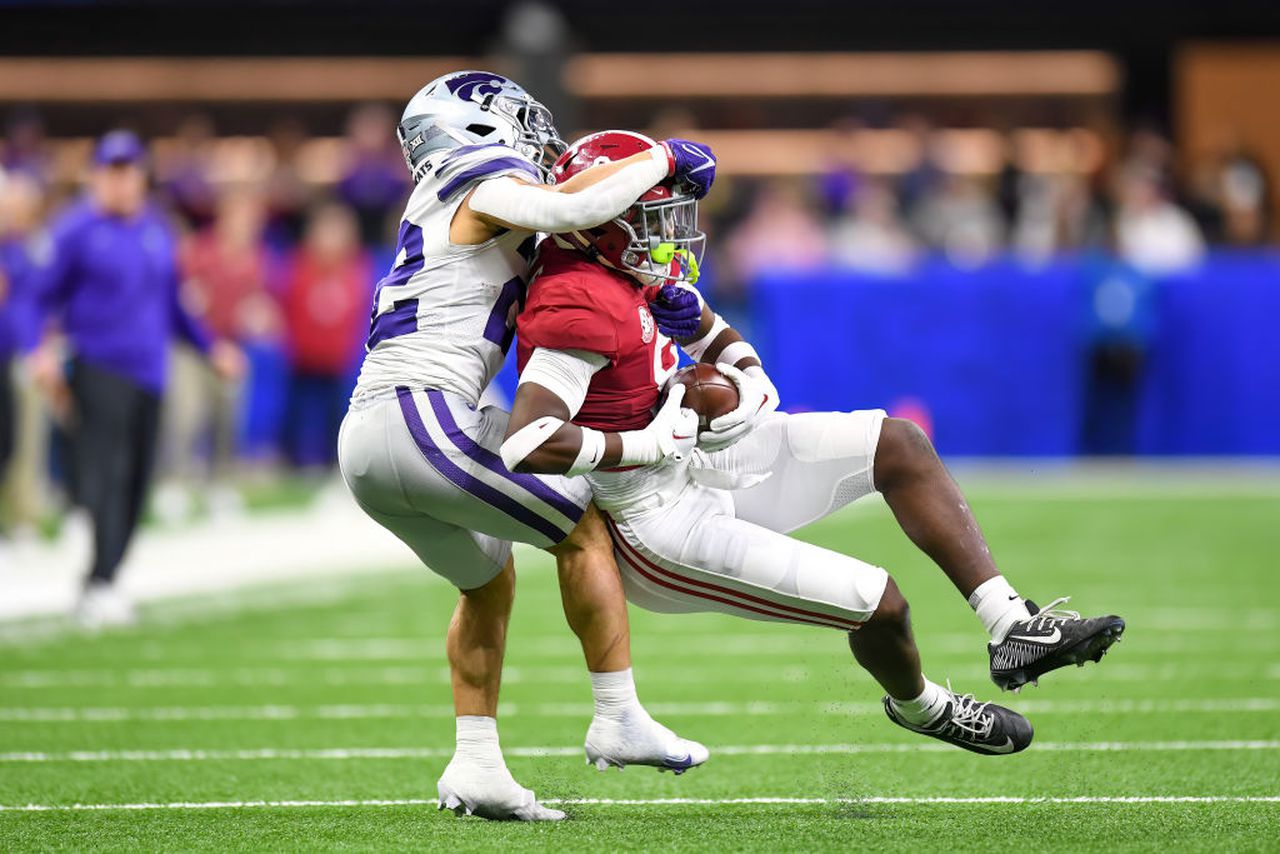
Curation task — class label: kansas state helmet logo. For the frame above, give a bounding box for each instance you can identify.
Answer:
[445,72,508,103]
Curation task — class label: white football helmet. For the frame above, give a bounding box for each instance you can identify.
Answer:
[396,70,565,182]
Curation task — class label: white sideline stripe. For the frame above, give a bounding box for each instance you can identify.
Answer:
[2,740,1277,763]
[3,697,1277,722]
[1,661,1273,690]
[4,651,1278,691]
[4,795,1279,812]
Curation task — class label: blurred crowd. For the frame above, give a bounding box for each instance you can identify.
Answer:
[0,104,1275,554]
[699,120,1272,312]
[0,105,406,558]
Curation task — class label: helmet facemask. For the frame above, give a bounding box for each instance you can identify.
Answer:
[487,93,566,175]
[615,193,706,286]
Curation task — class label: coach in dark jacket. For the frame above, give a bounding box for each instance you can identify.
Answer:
[29,130,242,627]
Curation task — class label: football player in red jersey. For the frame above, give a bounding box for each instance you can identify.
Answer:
[502,131,1124,758]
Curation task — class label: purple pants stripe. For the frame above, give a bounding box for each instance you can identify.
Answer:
[395,387,569,544]
[425,390,585,525]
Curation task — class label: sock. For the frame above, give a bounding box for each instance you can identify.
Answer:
[890,678,950,726]
[590,668,644,719]
[968,576,1033,643]
[454,715,504,766]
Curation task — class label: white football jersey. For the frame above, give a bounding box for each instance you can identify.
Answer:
[352,144,543,406]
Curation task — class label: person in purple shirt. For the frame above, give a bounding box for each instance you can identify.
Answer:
[27,130,243,628]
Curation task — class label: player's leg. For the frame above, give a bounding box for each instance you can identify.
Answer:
[338,397,562,821]
[716,410,1124,690]
[548,503,708,773]
[549,504,629,672]
[873,417,1125,689]
[613,504,1033,754]
[463,397,706,774]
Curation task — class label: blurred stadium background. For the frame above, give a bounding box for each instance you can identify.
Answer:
[0,1,1278,848]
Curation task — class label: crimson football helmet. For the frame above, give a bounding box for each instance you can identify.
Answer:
[549,130,705,286]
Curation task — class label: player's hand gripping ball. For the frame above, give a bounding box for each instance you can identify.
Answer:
[664,363,740,432]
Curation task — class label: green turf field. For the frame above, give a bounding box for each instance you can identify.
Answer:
[2,478,1277,851]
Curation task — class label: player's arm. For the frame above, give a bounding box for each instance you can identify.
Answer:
[675,303,780,453]
[501,347,695,475]
[453,138,716,242]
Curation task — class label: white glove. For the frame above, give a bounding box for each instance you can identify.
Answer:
[620,383,699,466]
[697,364,780,453]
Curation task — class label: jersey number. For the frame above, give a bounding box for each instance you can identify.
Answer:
[367,225,528,356]
[367,220,425,350]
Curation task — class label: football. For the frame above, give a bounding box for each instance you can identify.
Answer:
[667,363,740,431]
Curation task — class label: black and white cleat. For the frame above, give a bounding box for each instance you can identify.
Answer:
[989,597,1125,691]
[882,686,1033,756]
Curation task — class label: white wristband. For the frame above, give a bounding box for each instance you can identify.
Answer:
[617,429,661,467]
[566,427,607,476]
[682,313,729,362]
[716,340,759,368]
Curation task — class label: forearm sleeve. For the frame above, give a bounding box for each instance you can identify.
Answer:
[517,347,608,415]
[469,147,669,233]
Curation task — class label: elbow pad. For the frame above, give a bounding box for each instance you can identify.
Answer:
[500,416,564,472]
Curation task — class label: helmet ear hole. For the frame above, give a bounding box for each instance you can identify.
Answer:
[466,123,497,137]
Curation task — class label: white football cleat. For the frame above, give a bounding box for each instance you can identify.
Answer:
[73,582,138,630]
[436,757,565,821]
[584,709,709,774]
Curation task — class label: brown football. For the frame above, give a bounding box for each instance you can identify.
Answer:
[667,363,740,431]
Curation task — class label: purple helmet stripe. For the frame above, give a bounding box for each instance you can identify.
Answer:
[425,390,585,524]
[437,156,540,202]
[396,387,570,544]
[435,144,512,175]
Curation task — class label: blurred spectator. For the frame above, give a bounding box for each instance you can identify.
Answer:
[263,118,314,252]
[2,109,50,180]
[1079,261,1158,455]
[1216,151,1272,246]
[724,180,828,288]
[1114,163,1205,276]
[336,104,409,247]
[894,114,944,220]
[167,186,279,506]
[818,118,866,216]
[913,174,1005,268]
[278,202,371,469]
[1011,172,1110,262]
[828,178,918,275]
[27,131,243,627]
[157,114,219,230]
[0,170,47,539]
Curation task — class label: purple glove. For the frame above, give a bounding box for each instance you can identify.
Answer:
[648,285,702,339]
[661,138,717,200]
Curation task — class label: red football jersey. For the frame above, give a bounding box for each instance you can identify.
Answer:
[517,240,679,431]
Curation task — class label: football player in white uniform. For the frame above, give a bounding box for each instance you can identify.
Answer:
[338,75,715,821]
[502,131,1126,758]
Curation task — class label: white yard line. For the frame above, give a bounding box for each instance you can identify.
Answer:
[4,661,1270,690]
[1,740,1277,764]
[3,795,1279,812]
[2,697,1278,722]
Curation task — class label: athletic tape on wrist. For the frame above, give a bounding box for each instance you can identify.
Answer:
[716,340,760,368]
[617,429,660,467]
[567,427,607,476]
[682,313,729,361]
